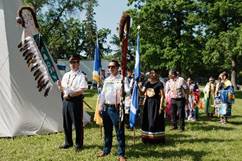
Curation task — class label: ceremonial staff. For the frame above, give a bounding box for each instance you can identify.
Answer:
[119,12,131,128]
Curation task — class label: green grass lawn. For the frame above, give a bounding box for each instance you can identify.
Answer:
[1,90,242,161]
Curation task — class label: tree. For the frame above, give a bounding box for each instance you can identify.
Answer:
[127,0,205,77]
[97,28,112,56]
[128,0,242,82]
[22,0,48,11]
[201,0,242,87]
[82,0,98,59]
[22,0,87,59]
[22,0,111,60]
[203,26,242,88]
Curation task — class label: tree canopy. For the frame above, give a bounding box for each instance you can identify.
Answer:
[23,0,111,60]
[124,0,242,85]
[22,0,242,85]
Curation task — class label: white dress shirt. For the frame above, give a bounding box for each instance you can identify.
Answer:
[99,74,130,110]
[165,77,188,99]
[61,70,88,94]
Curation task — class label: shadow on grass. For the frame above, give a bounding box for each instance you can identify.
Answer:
[160,149,207,161]
[84,121,101,129]
[126,133,234,160]
[230,115,242,119]
[188,122,235,131]
[171,137,235,144]
[228,121,242,125]
[195,114,220,122]
[235,90,242,99]
[165,133,234,146]
[126,143,208,161]
[187,113,242,129]
[83,144,103,150]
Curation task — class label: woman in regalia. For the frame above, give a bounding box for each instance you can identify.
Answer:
[203,77,216,119]
[218,72,235,124]
[139,70,165,143]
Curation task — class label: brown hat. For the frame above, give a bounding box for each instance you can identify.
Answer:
[69,55,80,62]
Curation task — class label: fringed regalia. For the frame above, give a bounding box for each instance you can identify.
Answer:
[203,82,216,116]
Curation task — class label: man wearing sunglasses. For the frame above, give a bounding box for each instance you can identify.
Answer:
[57,55,88,151]
[97,60,129,161]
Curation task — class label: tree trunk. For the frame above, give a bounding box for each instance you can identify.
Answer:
[231,57,237,89]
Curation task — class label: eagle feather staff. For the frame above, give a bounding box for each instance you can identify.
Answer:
[16,6,59,97]
[119,12,131,127]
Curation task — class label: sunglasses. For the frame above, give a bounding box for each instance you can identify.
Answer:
[108,65,116,69]
[70,60,80,64]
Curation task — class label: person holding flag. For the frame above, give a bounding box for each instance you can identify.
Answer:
[97,12,130,161]
[97,60,130,161]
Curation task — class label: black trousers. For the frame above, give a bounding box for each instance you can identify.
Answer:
[171,98,186,129]
[62,97,83,147]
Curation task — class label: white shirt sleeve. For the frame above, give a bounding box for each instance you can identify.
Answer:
[124,77,130,95]
[61,73,69,89]
[77,74,88,89]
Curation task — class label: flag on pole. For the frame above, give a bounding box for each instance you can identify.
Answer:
[93,38,103,126]
[129,32,140,128]
[92,39,101,83]
[94,96,103,126]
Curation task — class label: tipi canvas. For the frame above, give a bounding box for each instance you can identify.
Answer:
[0,0,63,137]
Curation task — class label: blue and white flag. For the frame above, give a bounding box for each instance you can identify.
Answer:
[92,39,101,82]
[129,33,140,128]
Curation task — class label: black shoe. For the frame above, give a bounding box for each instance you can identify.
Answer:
[59,144,73,149]
[125,124,130,129]
[179,127,185,132]
[75,145,82,152]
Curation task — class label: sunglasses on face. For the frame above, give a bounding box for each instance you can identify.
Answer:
[70,60,79,64]
[108,65,116,69]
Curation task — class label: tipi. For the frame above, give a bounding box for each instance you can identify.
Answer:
[0,0,63,137]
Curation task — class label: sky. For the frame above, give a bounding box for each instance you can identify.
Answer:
[94,0,130,48]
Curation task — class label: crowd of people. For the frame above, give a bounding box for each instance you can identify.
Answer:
[56,56,236,161]
[203,72,235,124]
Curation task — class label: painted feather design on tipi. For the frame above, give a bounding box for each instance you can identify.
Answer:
[16,6,59,97]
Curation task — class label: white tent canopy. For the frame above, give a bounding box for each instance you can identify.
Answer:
[0,0,64,137]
